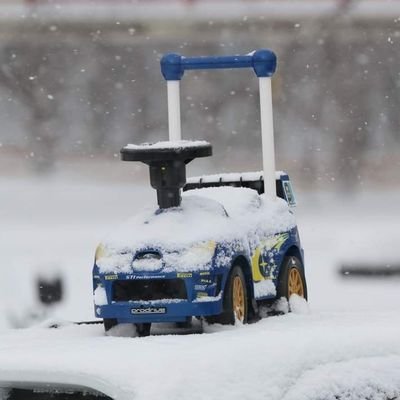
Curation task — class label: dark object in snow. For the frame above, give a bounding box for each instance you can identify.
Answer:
[339,264,400,277]
[37,276,63,306]
[121,142,212,209]
[7,388,112,400]
[47,320,103,329]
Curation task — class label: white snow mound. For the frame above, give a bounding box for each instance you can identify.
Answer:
[289,294,310,314]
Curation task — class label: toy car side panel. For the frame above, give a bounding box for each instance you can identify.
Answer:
[251,226,303,300]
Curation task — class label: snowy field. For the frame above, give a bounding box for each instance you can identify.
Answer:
[1,175,400,399]
[1,307,400,400]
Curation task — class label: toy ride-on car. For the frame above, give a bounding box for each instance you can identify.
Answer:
[92,50,307,336]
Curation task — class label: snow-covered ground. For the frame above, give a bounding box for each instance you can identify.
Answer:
[1,304,400,400]
[1,175,399,399]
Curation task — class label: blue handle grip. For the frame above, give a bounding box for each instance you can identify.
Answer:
[160,49,276,81]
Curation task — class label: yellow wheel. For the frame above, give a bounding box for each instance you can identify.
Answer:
[277,256,308,302]
[207,265,248,325]
[288,267,305,297]
[232,275,246,322]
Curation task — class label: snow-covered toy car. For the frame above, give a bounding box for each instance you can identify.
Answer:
[92,50,307,336]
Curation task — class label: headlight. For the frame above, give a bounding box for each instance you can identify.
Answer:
[94,244,132,271]
[95,243,106,261]
[165,241,216,270]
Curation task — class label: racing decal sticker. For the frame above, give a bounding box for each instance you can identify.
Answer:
[194,284,208,290]
[105,274,118,280]
[272,233,290,252]
[177,272,192,278]
[251,233,289,282]
[131,307,166,314]
[251,247,266,282]
[126,275,166,280]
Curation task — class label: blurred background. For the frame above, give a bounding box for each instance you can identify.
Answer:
[0,0,399,329]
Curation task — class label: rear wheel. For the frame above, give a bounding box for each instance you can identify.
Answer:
[208,265,248,325]
[276,256,308,301]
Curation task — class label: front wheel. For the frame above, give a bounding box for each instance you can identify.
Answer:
[103,318,118,332]
[208,265,248,325]
[276,256,308,301]
[135,323,151,337]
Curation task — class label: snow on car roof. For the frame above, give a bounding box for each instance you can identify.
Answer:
[183,186,262,217]
[1,301,400,400]
[187,170,287,183]
[97,187,295,273]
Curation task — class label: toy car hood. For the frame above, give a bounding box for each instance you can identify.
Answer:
[95,187,296,274]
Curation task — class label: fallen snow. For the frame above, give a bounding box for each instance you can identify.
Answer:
[93,286,107,306]
[131,257,163,272]
[162,242,216,272]
[253,279,276,298]
[96,252,133,273]
[284,356,400,400]
[192,292,222,303]
[190,186,262,216]
[289,294,310,314]
[0,311,400,400]
[187,170,286,183]
[123,140,210,150]
[273,296,290,314]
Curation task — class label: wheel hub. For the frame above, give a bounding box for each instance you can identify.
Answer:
[288,267,304,297]
[232,276,245,322]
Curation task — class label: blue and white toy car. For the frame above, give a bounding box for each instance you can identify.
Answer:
[92,50,307,336]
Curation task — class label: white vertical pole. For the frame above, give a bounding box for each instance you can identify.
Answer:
[167,80,182,141]
[259,77,276,200]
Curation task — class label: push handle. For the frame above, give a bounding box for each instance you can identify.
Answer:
[161,48,278,200]
[161,49,277,81]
